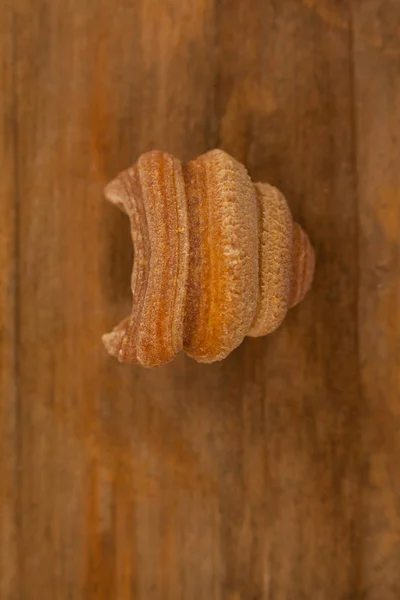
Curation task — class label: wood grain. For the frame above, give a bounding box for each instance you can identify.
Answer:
[0,9,18,600]
[1,0,399,598]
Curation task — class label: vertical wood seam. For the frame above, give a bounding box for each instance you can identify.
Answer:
[347,1,364,594]
[213,0,223,149]
[10,11,21,600]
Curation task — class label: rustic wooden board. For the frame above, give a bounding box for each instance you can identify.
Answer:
[1,1,399,598]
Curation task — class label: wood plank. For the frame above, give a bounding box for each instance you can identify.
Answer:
[353,1,400,598]
[0,8,19,600]
[215,1,363,597]
[14,1,220,599]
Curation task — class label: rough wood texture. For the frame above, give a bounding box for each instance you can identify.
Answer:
[1,1,399,598]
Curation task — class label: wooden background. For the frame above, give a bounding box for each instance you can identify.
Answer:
[1,0,400,598]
